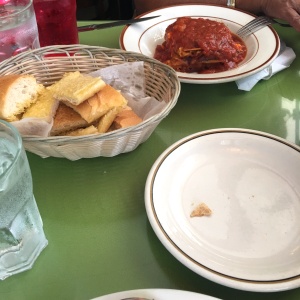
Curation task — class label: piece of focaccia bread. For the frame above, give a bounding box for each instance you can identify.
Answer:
[97,106,124,133]
[22,87,59,122]
[65,125,98,136]
[49,71,106,105]
[65,84,127,123]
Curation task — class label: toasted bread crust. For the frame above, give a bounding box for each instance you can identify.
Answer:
[50,103,89,136]
[112,106,142,129]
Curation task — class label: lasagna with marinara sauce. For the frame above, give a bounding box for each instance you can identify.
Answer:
[154,17,247,74]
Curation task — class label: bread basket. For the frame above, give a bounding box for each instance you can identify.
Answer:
[0,45,181,160]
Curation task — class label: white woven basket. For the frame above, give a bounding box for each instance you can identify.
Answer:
[0,45,181,160]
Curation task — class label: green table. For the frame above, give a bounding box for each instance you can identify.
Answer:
[1,21,300,300]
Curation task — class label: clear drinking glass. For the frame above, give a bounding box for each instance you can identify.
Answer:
[0,120,47,280]
[0,0,40,62]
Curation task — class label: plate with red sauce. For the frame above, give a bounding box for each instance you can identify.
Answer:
[119,4,281,84]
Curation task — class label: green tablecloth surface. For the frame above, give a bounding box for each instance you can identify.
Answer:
[1,21,299,300]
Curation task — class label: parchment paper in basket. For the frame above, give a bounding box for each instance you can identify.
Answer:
[12,61,166,137]
[12,118,53,137]
[90,61,167,119]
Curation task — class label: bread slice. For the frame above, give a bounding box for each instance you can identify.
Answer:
[0,74,43,121]
[65,84,128,123]
[49,71,106,105]
[50,103,89,136]
[65,125,98,136]
[22,87,59,122]
[97,106,123,133]
[111,106,142,130]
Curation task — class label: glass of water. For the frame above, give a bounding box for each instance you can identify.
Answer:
[0,0,40,62]
[0,120,47,280]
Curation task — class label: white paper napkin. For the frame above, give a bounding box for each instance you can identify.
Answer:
[235,41,296,91]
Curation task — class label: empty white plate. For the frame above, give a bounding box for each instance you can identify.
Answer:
[145,128,300,292]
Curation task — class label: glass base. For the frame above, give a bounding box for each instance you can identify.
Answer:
[0,230,48,280]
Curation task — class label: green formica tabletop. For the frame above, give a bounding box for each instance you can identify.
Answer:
[1,21,300,300]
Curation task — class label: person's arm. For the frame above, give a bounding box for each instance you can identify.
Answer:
[134,0,263,16]
[134,0,300,32]
[261,0,300,31]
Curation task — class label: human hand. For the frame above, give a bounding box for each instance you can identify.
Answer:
[261,0,300,31]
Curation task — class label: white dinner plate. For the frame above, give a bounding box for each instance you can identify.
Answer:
[120,5,280,84]
[145,128,300,292]
[92,288,221,300]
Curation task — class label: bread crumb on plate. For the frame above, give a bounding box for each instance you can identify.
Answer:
[190,202,212,217]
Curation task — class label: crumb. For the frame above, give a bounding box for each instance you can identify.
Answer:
[190,202,212,218]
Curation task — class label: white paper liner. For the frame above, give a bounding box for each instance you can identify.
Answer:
[12,62,167,137]
[12,118,53,137]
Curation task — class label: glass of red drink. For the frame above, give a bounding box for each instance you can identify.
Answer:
[33,0,79,47]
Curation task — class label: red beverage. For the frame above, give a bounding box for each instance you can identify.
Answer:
[33,0,79,46]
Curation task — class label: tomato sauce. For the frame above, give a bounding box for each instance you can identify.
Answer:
[154,17,247,74]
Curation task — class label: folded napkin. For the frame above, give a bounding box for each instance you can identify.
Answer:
[236,41,296,91]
